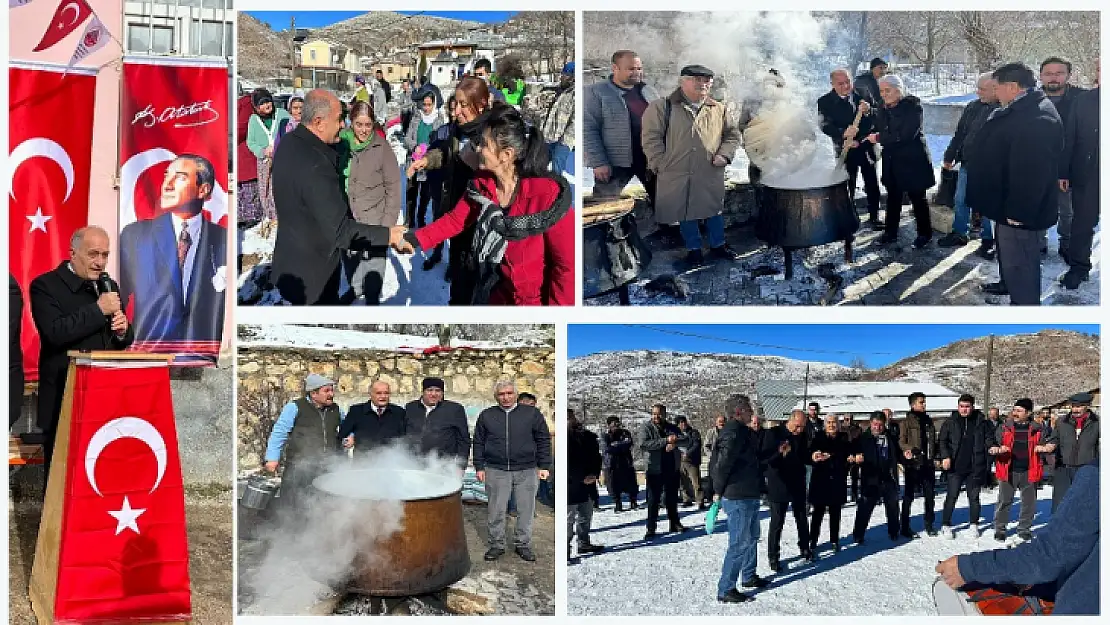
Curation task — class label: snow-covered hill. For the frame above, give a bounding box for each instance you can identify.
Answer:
[570,331,1100,429]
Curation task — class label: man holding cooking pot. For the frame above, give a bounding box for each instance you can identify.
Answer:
[472,380,553,563]
[263,374,346,520]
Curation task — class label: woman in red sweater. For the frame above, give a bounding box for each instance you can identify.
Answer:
[397,105,575,305]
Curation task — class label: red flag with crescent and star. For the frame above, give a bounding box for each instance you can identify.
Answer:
[55,361,191,622]
[8,63,96,381]
[33,0,93,52]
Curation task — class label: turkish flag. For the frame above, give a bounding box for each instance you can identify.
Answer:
[55,362,191,622]
[33,0,93,52]
[8,63,96,381]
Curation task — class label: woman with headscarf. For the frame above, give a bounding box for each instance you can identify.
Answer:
[246,88,291,221]
[399,104,575,306]
[336,100,399,304]
[236,94,261,228]
[866,74,937,248]
[407,77,495,303]
[403,91,447,265]
[273,95,303,151]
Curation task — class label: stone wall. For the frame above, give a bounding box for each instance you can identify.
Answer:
[236,346,556,469]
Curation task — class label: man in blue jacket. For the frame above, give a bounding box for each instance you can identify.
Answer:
[936,458,1099,615]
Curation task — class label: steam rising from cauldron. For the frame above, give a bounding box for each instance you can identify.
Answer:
[240,445,463,615]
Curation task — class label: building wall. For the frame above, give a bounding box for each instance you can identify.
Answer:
[236,347,557,468]
[300,40,332,68]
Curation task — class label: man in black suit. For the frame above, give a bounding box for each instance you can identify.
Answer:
[852,411,903,544]
[119,154,225,357]
[271,89,410,305]
[404,377,471,469]
[10,274,25,429]
[340,380,408,453]
[761,410,812,571]
[819,68,882,229]
[30,226,134,482]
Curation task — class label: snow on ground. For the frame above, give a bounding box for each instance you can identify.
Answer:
[238,324,552,350]
[569,486,1053,615]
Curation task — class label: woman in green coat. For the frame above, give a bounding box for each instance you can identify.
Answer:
[245,88,291,221]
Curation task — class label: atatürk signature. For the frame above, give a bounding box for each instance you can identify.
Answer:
[132,100,221,129]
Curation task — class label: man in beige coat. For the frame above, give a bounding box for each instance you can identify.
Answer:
[642,64,743,269]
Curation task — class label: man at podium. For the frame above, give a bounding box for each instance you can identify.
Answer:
[29,226,134,484]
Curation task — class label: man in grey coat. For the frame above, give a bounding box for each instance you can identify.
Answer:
[1043,392,1099,512]
[584,50,661,203]
[637,404,688,539]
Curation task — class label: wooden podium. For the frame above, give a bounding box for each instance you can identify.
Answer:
[29,351,189,625]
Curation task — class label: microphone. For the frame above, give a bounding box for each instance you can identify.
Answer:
[96,272,119,295]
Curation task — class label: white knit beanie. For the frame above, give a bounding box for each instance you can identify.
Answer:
[879,74,905,94]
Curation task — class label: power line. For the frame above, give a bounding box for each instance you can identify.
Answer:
[621,325,895,357]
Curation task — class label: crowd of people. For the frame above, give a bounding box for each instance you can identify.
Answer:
[236,59,576,306]
[567,390,1099,611]
[585,50,1100,303]
[263,375,553,563]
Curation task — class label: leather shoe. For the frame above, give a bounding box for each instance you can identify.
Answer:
[515,547,536,562]
[742,575,770,589]
[982,281,1009,295]
[484,548,504,561]
[708,245,743,262]
[578,543,604,554]
[718,589,754,603]
[1060,268,1089,290]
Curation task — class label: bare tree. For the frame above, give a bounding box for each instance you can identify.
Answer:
[508,11,574,80]
[869,12,961,72]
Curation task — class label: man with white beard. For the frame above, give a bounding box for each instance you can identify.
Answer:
[642,64,743,270]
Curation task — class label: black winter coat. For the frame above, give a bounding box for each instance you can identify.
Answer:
[855,72,882,104]
[568,427,603,505]
[1064,87,1099,187]
[1046,86,1085,177]
[601,427,636,471]
[679,426,703,466]
[339,402,408,451]
[857,430,902,497]
[944,99,998,166]
[270,124,390,305]
[808,430,853,506]
[472,404,553,472]
[817,88,877,166]
[404,399,471,468]
[938,410,995,482]
[873,95,936,192]
[966,89,1064,230]
[710,419,763,501]
[761,425,809,502]
[10,274,24,429]
[30,262,135,433]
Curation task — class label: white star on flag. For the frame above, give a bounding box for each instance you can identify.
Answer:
[108,496,146,535]
[26,208,52,233]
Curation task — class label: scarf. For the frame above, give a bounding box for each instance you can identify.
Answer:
[466,174,572,304]
[419,109,439,126]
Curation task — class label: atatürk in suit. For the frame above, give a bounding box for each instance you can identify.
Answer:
[118,155,226,353]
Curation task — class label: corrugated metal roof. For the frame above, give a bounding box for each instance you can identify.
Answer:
[755,380,960,419]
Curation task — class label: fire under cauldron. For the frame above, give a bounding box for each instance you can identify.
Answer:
[583,199,652,304]
[754,176,860,279]
[312,468,471,597]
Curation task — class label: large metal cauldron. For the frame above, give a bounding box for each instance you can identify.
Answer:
[755,181,859,278]
[313,468,470,597]
[583,210,652,302]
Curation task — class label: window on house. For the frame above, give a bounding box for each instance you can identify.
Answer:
[127,23,174,54]
[191,20,230,57]
[310,49,317,62]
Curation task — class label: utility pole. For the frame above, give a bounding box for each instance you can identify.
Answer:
[802,363,810,418]
[983,334,994,410]
[291,15,297,88]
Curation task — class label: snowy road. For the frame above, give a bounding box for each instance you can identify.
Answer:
[568,486,1054,615]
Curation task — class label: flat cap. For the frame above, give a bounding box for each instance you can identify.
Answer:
[1069,392,1094,404]
[305,373,335,392]
[680,64,714,78]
